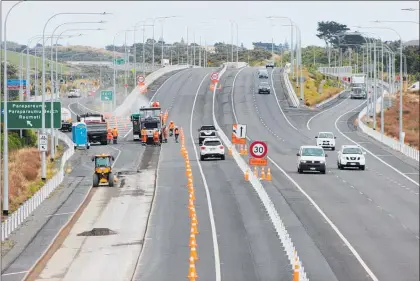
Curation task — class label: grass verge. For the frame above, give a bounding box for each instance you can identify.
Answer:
[374,92,419,149]
[289,67,342,107]
[1,144,65,215]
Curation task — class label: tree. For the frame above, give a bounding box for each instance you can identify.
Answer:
[316,21,350,47]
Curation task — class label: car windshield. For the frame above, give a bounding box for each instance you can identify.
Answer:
[204,140,221,146]
[201,126,215,131]
[301,148,324,156]
[342,147,362,154]
[95,157,110,167]
[319,133,334,138]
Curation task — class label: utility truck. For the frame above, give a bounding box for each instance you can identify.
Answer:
[60,107,72,132]
[350,74,367,99]
[131,104,163,144]
[77,113,108,145]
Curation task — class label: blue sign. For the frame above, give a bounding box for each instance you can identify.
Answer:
[7,79,27,89]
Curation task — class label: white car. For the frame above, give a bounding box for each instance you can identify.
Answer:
[297,145,327,174]
[316,132,336,150]
[337,145,366,170]
[200,138,225,161]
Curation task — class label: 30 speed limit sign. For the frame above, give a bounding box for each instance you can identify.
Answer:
[249,141,268,166]
[210,72,219,82]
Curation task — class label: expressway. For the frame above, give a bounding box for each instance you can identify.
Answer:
[213,66,418,281]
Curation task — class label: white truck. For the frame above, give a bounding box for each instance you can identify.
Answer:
[350,74,367,99]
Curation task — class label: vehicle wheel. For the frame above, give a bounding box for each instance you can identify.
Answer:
[93,174,99,187]
[87,144,90,150]
[221,155,225,160]
[360,165,365,170]
[69,128,72,132]
[331,147,335,151]
[320,169,326,174]
[297,166,303,174]
[200,155,205,161]
[337,162,341,169]
[339,163,344,170]
[101,141,107,145]
[108,173,114,187]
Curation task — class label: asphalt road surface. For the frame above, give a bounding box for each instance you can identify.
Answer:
[214,66,418,281]
[132,67,292,281]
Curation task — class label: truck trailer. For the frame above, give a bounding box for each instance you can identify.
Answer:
[350,74,367,99]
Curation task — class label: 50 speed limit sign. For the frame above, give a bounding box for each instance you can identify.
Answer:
[249,141,268,166]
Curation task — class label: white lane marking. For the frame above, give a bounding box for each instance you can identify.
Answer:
[231,67,379,281]
[334,102,419,187]
[46,212,75,217]
[123,128,133,139]
[306,95,350,130]
[190,72,221,281]
[109,146,122,168]
[270,68,298,131]
[150,69,189,102]
[2,271,28,276]
[222,67,308,279]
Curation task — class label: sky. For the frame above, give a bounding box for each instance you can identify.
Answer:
[2,1,419,49]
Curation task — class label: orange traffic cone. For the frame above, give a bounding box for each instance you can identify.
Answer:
[188,199,194,208]
[266,168,272,181]
[190,246,199,261]
[189,233,197,247]
[240,145,245,155]
[293,253,300,281]
[253,166,258,178]
[189,191,195,201]
[191,222,199,234]
[187,257,198,280]
[228,147,232,156]
[261,167,266,180]
[191,214,198,226]
[244,169,249,181]
[242,144,248,155]
[189,206,196,218]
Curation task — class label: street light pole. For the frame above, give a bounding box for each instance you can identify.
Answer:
[3,0,25,216]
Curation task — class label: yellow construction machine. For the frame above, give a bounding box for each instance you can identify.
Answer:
[91,153,115,187]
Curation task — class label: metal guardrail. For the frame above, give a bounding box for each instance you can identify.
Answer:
[1,131,75,241]
[318,66,353,77]
[282,71,300,108]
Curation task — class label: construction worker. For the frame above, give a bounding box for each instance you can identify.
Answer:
[162,125,168,143]
[112,127,119,144]
[141,127,147,145]
[169,121,175,136]
[174,126,179,143]
[153,129,160,145]
[107,130,113,144]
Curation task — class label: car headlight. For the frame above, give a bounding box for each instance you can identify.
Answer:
[319,160,325,164]
[300,160,306,163]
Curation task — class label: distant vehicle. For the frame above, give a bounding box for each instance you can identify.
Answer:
[198,125,217,145]
[67,89,81,98]
[200,137,225,161]
[350,88,367,99]
[296,145,327,174]
[337,145,366,170]
[258,69,269,79]
[60,107,72,132]
[350,74,366,99]
[266,61,275,68]
[258,81,271,94]
[315,132,336,150]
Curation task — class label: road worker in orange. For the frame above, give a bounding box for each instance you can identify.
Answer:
[107,130,113,144]
[169,121,175,136]
[174,126,179,143]
[153,129,160,145]
[112,127,119,144]
[162,125,168,143]
[141,127,147,145]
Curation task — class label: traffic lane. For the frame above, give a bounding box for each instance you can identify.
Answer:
[310,97,419,234]
[250,71,420,281]
[227,67,366,281]
[133,68,216,281]
[200,68,292,281]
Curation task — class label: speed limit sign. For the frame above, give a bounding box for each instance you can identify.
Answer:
[210,72,219,82]
[249,141,268,158]
[137,75,145,83]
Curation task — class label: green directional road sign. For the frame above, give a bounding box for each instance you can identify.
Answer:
[114,58,125,65]
[0,102,62,129]
[101,90,113,102]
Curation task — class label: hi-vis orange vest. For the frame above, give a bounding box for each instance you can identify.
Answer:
[107,132,113,140]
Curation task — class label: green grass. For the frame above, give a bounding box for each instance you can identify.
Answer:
[1,49,72,73]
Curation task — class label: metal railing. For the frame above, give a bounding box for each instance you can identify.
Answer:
[1,131,75,241]
[282,68,300,108]
[318,66,353,78]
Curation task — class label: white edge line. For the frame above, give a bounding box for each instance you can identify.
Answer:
[109,146,122,168]
[218,66,309,279]
[270,68,298,131]
[2,271,28,276]
[228,65,380,281]
[334,102,419,187]
[190,72,221,281]
[306,92,350,130]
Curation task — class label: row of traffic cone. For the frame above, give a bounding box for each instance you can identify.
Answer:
[180,129,199,281]
[244,166,272,181]
[227,144,247,156]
